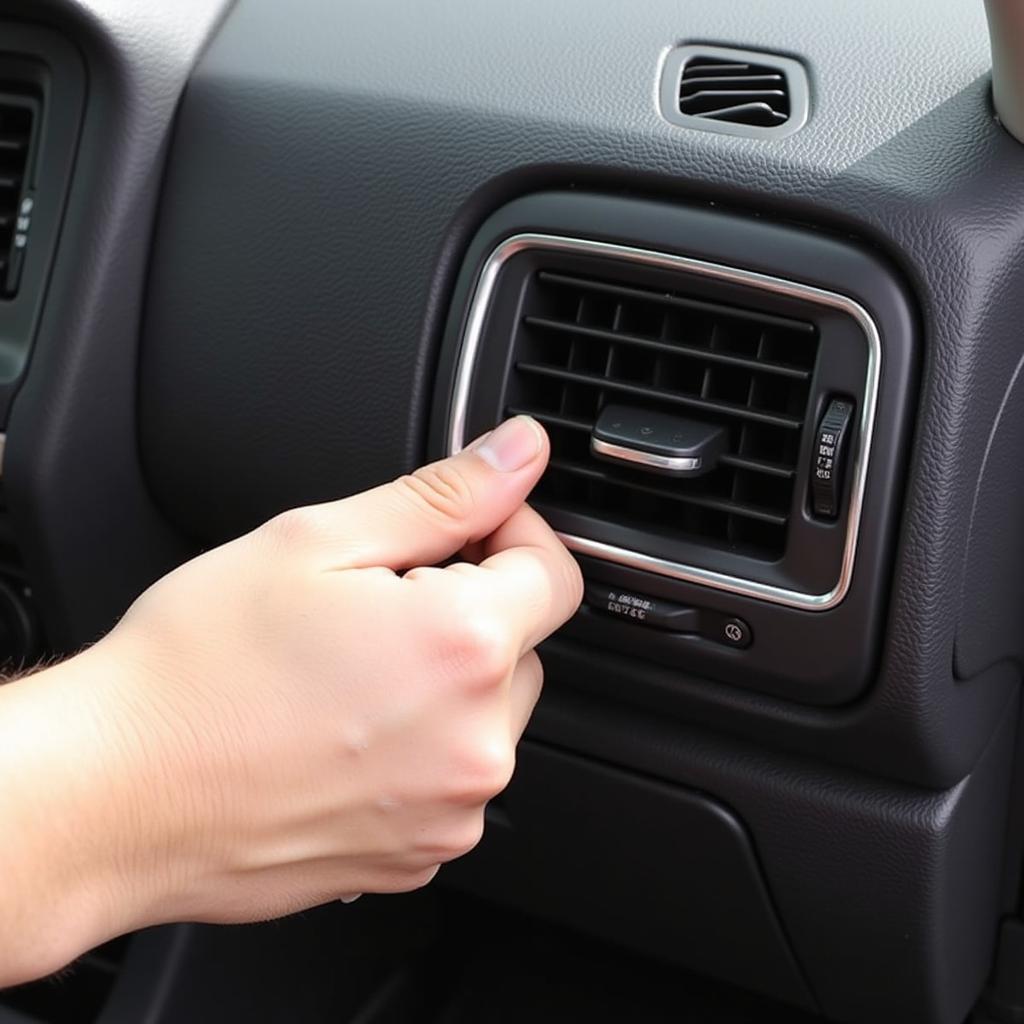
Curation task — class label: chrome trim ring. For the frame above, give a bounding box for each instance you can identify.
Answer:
[590,436,704,475]
[447,233,882,612]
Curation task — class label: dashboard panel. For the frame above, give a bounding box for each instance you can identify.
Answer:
[1,1,1023,1023]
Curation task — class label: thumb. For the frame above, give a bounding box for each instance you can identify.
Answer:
[274,416,550,571]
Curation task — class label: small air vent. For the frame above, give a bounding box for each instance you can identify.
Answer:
[0,91,38,298]
[679,57,788,128]
[660,45,809,139]
[505,271,818,561]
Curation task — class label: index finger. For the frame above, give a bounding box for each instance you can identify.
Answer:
[471,504,584,656]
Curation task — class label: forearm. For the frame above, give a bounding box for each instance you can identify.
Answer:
[0,644,152,985]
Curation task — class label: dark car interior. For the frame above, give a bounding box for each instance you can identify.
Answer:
[3,1,1024,1021]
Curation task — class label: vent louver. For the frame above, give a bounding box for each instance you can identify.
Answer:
[505,270,819,561]
[659,45,809,139]
[0,92,37,298]
[679,56,789,128]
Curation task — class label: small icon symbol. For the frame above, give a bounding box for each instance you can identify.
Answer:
[724,623,744,643]
[640,426,654,436]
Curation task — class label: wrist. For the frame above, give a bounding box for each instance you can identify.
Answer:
[0,638,191,980]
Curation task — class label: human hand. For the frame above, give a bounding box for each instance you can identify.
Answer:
[0,416,582,980]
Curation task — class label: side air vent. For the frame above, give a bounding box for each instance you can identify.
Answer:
[509,272,817,560]
[449,232,879,610]
[0,91,38,298]
[660,45,809,139]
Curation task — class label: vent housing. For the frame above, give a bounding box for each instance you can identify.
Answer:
[0,91,38,298]
[660,45,810,139]
[509,271,817,561]
[449,232,876,610]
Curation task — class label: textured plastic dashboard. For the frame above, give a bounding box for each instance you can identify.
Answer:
[6,0,1024,1022]
[141,0,1020,786]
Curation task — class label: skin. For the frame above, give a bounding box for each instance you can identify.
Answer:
[0,416,582,986]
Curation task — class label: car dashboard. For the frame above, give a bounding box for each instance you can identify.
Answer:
[1,2,1023,1023]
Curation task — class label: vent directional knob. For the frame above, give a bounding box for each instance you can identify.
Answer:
[590,404,727,478]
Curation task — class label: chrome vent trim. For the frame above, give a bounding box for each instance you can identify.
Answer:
[659,45,810,139]
[447,234,881,612]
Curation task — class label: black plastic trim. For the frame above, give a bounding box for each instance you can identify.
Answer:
[429,192,917,705]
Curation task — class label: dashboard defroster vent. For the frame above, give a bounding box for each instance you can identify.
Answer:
[679,56,789,128]
[506,271,819,561]
[660,45,810,139]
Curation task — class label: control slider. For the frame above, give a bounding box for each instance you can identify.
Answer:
[584,582,752,649]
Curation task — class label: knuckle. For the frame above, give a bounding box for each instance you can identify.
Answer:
[523,649,544,688]
[441,816,487,861]
[563,554,585,610]
[416,814,486,862]
[379,865,441,894]
[439,612,514,689]
[448,739,516,804]
[398,462,476,526]
[263,505,325,549]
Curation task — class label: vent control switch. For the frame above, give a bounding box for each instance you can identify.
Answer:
[591,404,726,477]
[584,582,700,632]
[811,398,855,520]
[584,583,752,649]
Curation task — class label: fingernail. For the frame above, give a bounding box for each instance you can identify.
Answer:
[474,416,544,472]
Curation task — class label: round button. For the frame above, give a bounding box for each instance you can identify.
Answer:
[722,617,752,648]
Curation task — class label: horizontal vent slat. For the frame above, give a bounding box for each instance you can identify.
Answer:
[537,270,814,333]
[681,89,786,101]
[680,74,784,87]
[509,406,798,481]
[506,406,592,434]
[689,102,788,124]
[683,63,753,73]
[516,362,804,430]
[547,458,789,527]
[718,453,795,480]
[524,315,811,380]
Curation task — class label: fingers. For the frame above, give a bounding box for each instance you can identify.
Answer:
[265,417,549,572]
[473,504,584,656]
[508,650,544,741]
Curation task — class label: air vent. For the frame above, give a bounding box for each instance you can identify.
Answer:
[448,228,880,610]
[506,271,818,561]
[660,45,809,139]
[679,57,789,128]
[0,91,38,298]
